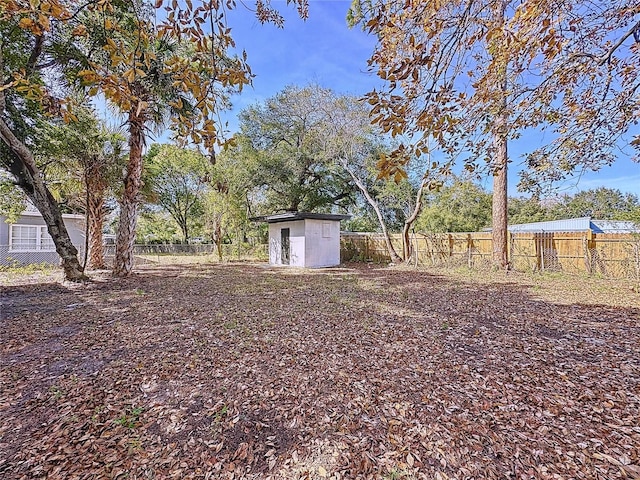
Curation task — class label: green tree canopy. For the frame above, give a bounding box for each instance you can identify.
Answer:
[508,197,552,226]
[145,144,210,243]
[549,188,640,221]
[231,84,356,214]
[416,180,492,233]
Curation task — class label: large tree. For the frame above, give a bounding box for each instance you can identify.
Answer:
[202,150,257,260]
[233,85,424,262]
[40,107,126,269]
[76,2,251,275]
[349,0,640,268]
[0,0,89,280]
[0,0,309,280]
[232,85,356,214]
[317,90,408,262]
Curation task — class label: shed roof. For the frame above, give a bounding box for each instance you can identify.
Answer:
[252,212,351,224]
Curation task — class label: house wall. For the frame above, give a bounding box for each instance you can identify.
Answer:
[268,220,306,267]
[304,219,341,268]
[1,213,85,266]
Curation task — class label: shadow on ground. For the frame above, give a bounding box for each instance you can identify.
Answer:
[1,263,639,479]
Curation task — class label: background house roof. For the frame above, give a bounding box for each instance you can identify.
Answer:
[16,201,85,220]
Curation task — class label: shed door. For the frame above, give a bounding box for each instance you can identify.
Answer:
[281,228,290,265]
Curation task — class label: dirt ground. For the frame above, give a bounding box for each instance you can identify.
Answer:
[1,263,639,479]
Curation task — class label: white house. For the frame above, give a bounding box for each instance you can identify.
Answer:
[0,206,85,266]
[255,212,350,268]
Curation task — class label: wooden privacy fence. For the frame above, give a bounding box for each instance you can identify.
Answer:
[341,231,640,279]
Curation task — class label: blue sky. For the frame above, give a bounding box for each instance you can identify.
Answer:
[218,1,640,199]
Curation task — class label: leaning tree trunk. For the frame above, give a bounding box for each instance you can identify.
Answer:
[343,163,402,263]
[0,118,86,281]
[114,109,145,276]
[85,172,107,270]
[402,178,427,262]
[491,0,509,270]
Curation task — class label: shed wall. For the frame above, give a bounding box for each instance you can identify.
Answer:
[304,219,341,267]
[268,220,305,266]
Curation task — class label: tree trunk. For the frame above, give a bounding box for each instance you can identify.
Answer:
[86,176,107,270]
[215,218,223,261]
[180,218,189,244]
[114,109,145,276]
[402,179,427,262]
[343,163,402,263]
[0,118,86,281]
[491,0,509,269]
[492,134,509,268]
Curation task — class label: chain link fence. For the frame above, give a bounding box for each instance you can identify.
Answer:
[0,245,86,269]
[103,243,268,266]
[1,243,267,270]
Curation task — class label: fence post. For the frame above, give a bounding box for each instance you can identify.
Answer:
[448,234,454,259]
[467,233,472,268]
[507,231,513,267]
[584,229,594,274]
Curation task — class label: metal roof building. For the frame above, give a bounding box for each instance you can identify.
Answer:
[508,217,639,233]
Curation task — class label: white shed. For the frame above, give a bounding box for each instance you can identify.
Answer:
[257,212,350,268]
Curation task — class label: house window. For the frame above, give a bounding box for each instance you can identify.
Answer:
[9,225,56,252]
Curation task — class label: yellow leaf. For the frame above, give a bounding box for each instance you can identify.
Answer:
[317,466,327,477]
[18,18,35,30]
[124,69,135,82]
[72,24,87,36]
[0,80,19,93]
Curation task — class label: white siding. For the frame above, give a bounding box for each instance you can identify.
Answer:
[268,220,306,266]
[267,218,342,268]
[1,213,86,266]
[304,219,341,268]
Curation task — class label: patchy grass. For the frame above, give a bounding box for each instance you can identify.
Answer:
[1,262,639,479]
[412,264,639,307]
[0,263,61,285]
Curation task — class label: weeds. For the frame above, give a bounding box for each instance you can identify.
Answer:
[115,406,144,428]
[49,385,63,400]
